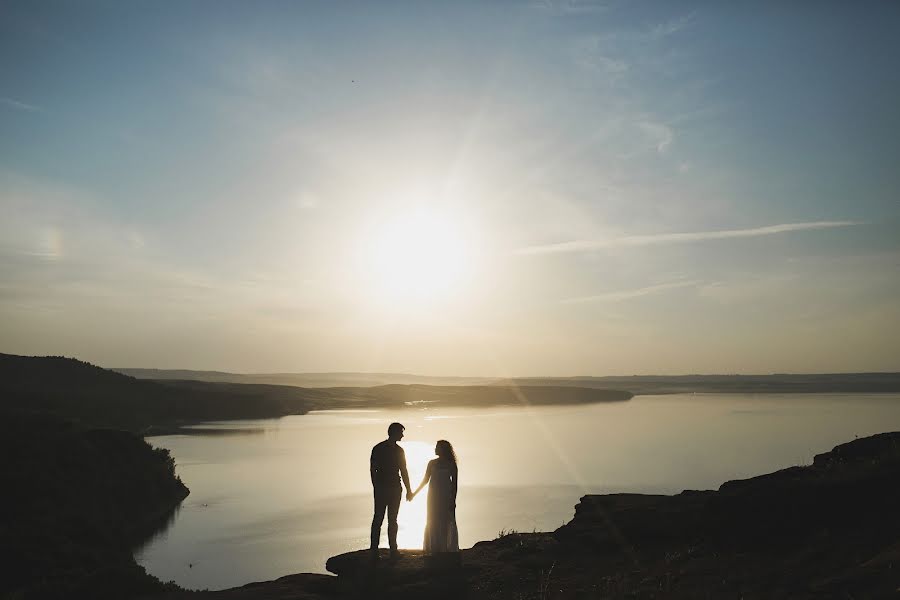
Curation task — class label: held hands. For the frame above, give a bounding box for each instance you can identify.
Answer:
[406,490,415,502]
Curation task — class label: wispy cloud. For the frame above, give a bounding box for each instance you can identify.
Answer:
[517,221,863,255]
[0,97,41,112]
[533,0,609,15]
[637,120,673,153]
[571,34,629,76]
[562,279,700,304]
[650,14,694,39]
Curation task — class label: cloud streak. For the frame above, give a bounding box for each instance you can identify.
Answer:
[0,97,41,112]
[517,221,863,256]
[562,279,700,304]
[650,14,694,39]
[534,0,609,15]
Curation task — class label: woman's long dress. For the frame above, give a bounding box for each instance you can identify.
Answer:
[423,460,459,554]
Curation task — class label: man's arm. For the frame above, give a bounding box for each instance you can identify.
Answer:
[370,447,378,487]
[399,448,412,496]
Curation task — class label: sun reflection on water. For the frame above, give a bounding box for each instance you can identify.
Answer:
[395,440,435,549]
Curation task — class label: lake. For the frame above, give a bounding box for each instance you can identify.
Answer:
[135,393,900,590]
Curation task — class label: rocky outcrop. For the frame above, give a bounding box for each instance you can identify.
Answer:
[140,574,337,600]
[147,431,900,599]
[550,432,900,597]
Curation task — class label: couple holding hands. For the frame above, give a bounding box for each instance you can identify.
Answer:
[370,422,459,559]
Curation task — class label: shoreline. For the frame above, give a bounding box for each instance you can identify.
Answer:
[143,389,900,439]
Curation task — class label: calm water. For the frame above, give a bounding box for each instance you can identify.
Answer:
[135,393,900,590]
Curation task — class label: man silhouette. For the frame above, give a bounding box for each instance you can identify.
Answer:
[370,422,413,559]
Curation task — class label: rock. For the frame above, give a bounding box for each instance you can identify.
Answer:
[142,574,336,599]
[813,431,900,467]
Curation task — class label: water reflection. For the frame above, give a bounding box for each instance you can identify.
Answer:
[137,394,900,591]
[131,503,182,555]
[394,441,435,549]
[179,427,269,436]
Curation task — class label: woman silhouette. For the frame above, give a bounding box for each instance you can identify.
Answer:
[411,440,459,554]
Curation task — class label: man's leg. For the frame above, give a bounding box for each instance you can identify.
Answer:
[386,486,402,552]
[371,488,387,550]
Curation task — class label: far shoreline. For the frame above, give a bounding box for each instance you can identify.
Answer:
[143,389,900,438]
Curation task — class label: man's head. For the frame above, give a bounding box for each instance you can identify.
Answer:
[387,422,405,442]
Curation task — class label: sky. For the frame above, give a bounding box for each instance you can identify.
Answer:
[1,1,899,375]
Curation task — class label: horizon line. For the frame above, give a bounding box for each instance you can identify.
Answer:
[109,365,900,379]
[4,353,897,379]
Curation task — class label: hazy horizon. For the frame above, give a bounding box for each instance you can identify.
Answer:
[112,364,899,379]
[2,2,899,375]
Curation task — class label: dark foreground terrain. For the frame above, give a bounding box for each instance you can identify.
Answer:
[0,411,189,599]
[147,432,900,599]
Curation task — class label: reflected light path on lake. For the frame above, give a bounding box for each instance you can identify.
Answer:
[135,394,900,591]
[394,440,434,549]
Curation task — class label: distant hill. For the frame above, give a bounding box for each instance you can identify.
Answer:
[501,372,900,394]
[116,366,900,394]
[0,354,631,433]
[115,368,497,388]
[319,383,632,408]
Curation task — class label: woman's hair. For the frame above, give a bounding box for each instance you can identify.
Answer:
[435,439,457,465]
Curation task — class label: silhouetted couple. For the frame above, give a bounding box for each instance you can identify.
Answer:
[370,422,459,559]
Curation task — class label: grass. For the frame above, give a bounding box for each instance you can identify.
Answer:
[496,528,519,539]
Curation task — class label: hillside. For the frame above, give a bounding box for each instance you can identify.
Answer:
[321,383,631,407]
[0,411,189,599]
[0,354,631,433]
[0,354,321,432]
[115,369,495,388]
[504,372,900,394]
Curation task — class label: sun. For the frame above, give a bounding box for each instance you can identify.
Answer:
[362,209,472,306]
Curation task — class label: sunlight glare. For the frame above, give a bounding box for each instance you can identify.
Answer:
[396,440,435,549]
[362,209,472,307]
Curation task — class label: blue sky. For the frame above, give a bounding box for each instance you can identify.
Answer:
[1,1,898,374]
